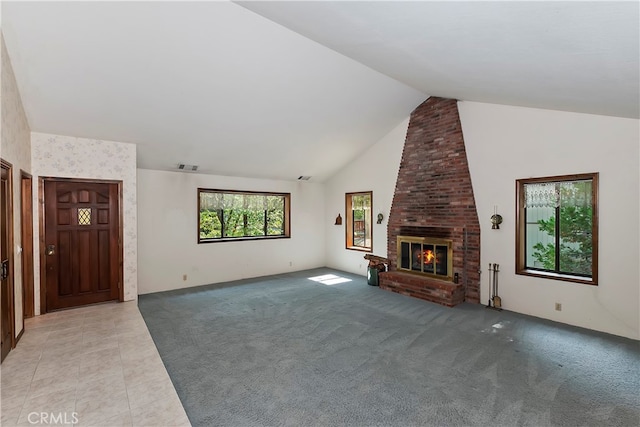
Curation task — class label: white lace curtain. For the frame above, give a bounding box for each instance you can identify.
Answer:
[524,181,591,208]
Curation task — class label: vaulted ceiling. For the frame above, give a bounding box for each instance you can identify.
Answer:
[2,1,638,181]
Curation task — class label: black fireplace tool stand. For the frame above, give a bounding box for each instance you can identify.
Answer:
[486,263,502,311]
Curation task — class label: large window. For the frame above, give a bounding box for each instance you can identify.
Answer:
[346,191,372,251]
[198,189,290,243]
[516,173,598,285]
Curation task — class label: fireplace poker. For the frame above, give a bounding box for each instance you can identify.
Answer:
[487,263,493,308]
[492,263,496,305]
[486,263,502,311]
[493,264,502,309]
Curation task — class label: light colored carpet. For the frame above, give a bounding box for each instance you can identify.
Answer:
[139,268,640,427]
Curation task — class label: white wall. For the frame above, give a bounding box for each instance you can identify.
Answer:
[324,118,409,275]
[137,169,326,294]
[458,101,640,339]
[31,133,138,313]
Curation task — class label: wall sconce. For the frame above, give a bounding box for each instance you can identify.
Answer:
[335,214,342,225]
[491,205,503,229]
[376,213,384,224]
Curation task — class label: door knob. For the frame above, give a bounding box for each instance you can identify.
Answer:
[46,245,55,256]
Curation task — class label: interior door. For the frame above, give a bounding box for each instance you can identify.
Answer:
[1,164,13,362]
[44,180,120,311]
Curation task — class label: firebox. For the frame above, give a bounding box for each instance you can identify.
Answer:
[397,236,453,281]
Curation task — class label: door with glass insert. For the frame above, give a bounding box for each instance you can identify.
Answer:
[44,180,120,311]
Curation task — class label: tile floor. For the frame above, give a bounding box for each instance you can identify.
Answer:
[0,301,191,427]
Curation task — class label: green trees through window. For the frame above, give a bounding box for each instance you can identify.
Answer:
[198,190,290,242]
[516,173,598,284]
[346,191,372,251]
[530,182,593,275]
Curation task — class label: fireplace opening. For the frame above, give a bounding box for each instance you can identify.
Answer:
[397,236,453,281]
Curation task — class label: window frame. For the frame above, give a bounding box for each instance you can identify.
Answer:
[198,188,290,243]
[515,172,598,285]
[345,191,373,252]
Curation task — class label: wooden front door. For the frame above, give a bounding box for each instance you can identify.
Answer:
[44,180,120,311]
[1,164,14,362]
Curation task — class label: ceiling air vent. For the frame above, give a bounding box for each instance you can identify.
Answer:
[298,176,311,181]
[178,164,198,172]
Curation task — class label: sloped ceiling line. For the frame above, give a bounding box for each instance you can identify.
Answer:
[2,1,638,181]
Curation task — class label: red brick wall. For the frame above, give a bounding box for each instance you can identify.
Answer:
[386,97,481,303]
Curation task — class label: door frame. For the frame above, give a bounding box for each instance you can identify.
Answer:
[21,171,34,318]
[1,159,16,353]
[39,177,124,314]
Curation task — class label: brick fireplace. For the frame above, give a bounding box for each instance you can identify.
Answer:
[379,97,480,306]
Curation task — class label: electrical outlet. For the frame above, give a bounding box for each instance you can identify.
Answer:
[555,303,562,311]
[183,274,187,281]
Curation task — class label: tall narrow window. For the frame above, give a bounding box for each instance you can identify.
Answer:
[198,189,290,243]
[516,173,598,285]
[346,191,372,252]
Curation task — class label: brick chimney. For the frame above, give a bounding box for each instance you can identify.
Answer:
[380,97,480,305]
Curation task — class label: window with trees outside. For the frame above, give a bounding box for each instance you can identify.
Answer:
[516,173,598,285]
[346,191,372,251]
[198,189,290,243]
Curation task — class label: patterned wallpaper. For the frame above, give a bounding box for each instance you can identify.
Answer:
[1,40,31,169]
[1,36,32,334]
[31,133,138,307]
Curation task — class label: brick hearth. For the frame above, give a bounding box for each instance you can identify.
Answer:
[380,271,465,307]
[380,97,481,306]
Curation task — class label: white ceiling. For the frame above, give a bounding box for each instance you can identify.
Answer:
[2,1,638,182]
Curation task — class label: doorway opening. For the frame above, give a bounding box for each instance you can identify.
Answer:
[21,172,34,318]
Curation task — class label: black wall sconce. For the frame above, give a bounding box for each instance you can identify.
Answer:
[491,205,503,229]
[335,214,342,225]
[376,213,384,224]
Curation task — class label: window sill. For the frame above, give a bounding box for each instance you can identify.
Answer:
[199,235,289,244]
[517,269,597,286]
[346,246,372,253]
